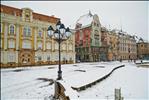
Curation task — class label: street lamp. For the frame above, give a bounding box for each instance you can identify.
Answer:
[47,20,72,80]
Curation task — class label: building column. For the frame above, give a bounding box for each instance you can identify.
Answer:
[4,23,8,50]
[15,24,19,66]
[4,23,8,64]
[16,51,18,64]
[34,27,37,50]
[73,34,76,63]
[16,24,19,50]
[4,51,7,64]
[43,28,46,51]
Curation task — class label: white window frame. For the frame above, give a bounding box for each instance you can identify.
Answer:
[62,43,66,50]
[8,39,15,48]
[22,40,31,49]
[47,56,50,61]
[55,42,58,50]
[38,29,42,37]
[9,24,15,35]
[46,42,51,50]
[7,53,15,62]
[23,26,31,37]
[37,42,42,50]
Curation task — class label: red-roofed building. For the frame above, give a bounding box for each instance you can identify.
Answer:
[0,4,75,68]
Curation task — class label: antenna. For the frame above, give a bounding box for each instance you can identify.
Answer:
[120,17,122,32]
[88,10,92,16]
[109,24,111,31]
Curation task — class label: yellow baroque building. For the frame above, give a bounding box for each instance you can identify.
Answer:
[0,5,75,68]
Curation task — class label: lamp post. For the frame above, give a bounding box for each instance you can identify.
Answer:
[47,20,72,80]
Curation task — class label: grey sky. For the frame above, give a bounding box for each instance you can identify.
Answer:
[1,1,149,41]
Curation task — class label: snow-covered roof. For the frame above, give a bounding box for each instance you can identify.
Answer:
[76,11,93,27]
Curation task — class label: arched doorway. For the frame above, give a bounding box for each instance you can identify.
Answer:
[19,50,34,66]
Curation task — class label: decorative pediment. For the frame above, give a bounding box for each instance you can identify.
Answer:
[22,8,33,22]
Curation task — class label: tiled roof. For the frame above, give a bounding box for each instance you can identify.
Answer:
[1,4,22,16]
[1,4,60,23]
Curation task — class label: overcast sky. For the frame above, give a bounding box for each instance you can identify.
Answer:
[1,1,149,41]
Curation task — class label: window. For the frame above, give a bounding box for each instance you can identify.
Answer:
[80,31,83,40]
[38,30,42,37]
[38,56,42,61]
[97,24,99,27]
[8,40,15,48]
[9,24,15,35]
[62,44,66,50]
[69,57,72,61]
[55,42,58,50]
[8,53,15,62]
[46,42,51,49]
[79,40,83,46]
[37,42,42,49]
[23,26,31,37]
[94,30,99,46]
[28,28,31,36]
[22,40,31,49]
[63,57,66,61]
[47,56,50,61]
[94,22,96,26]
[24,9,31,22]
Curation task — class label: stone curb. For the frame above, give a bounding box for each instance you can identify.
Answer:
[71,65,125,91]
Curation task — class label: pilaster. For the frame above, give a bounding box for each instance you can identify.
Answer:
[4,23,8,50]
[16,24,19,50]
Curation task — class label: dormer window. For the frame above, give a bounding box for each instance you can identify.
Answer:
[26,13,29,18]
[25,11,30,21]
[22,8,33,22]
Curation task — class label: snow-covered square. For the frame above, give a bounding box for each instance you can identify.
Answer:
[1,61,149,100]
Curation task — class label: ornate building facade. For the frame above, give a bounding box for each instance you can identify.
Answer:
[75,11,137,62]
[0,5,75,68]
[117,31,137,60]
[75,11,101,62]
[137,42,149,60]
[100,27,109,61]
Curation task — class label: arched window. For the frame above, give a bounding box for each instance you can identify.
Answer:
[46,42,51,49]
[55,42,58,50]
[9,24,15,35]
[62,43,66,50]
[23,26,31,37]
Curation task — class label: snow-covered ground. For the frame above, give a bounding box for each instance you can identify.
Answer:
[1,61,149,100]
